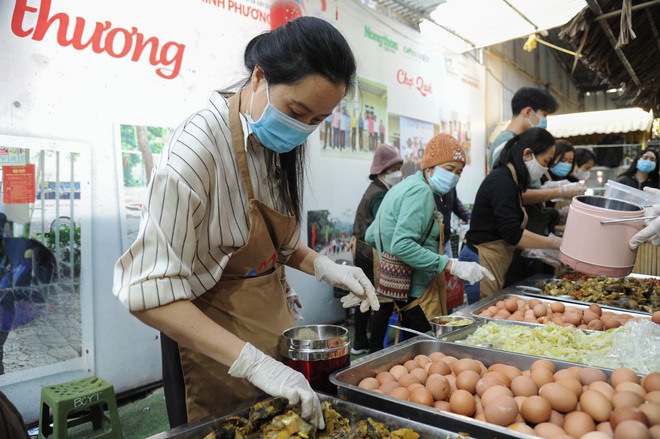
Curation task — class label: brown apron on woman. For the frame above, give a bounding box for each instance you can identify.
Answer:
[477,163,528,298]
[399,209,447,320]
[178,92,297,422]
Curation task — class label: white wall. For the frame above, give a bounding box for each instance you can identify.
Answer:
[1,0,488,421]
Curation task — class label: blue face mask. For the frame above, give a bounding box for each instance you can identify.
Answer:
[246,83,319,153]
[428,166,459,195]
[529,110,548,130]
[637,159,656,173]
[552,162,573,178]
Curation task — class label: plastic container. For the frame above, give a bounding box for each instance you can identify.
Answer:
[560,195,645,277]
[279,324,350,393]
[603,180,660,206]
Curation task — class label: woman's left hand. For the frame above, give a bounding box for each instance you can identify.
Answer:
[286,287,304,321]
[314,255,380,312]
[448,259,495,285]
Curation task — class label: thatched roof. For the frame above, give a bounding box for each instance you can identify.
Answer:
[558,0,660,115]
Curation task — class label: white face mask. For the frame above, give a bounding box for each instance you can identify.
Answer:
[524,153,548,181]
[575,168,591,181]
[382,170,402,188]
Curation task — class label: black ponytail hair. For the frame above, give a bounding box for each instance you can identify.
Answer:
[241,17,357,223]
[498,127,556,192]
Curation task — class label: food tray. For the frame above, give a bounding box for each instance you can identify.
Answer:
[147,392,468,439]
[330,338,616,439]
[459,292,651,329]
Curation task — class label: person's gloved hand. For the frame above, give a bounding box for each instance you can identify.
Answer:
[557,182,586,199]
[547,234,562,249]
[448,259,495,285]
[228,343,324,430]
[286,286,304,321]
[314,256,379,313]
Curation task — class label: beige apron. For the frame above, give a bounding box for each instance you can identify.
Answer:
[400,209,446,320]
[178,92,297,422]
[477,163,528,298]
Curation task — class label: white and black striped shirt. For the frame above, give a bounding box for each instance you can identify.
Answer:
[113,92,301,311]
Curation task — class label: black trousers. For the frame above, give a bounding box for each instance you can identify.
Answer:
[160,332,188,428]
[367,297,431,353]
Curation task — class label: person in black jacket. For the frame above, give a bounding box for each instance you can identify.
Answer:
[616,149,659,190]
[433,189,470,258]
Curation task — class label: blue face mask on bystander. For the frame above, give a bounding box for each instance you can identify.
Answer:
[552,162,573,178]
[246,83,319,153]
[637,159,656,173]
[428,166,459,195]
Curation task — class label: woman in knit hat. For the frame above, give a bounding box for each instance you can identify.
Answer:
[350,144,403,354]
[365,134,493,336]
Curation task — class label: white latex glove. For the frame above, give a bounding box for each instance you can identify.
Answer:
[313,255,379,313]
[557,181,586,199]
[286,286,304,321]
[630,198,660,249]
[228,343,324,429]
[448,259,495,285]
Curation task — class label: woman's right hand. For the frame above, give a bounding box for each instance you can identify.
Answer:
[447,259,495,285]
[228,343,325,430]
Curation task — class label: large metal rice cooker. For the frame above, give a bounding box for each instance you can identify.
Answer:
[560,195,645,276]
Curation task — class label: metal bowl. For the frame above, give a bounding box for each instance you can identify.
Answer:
[429,316,475,337]
[574,195,643,212]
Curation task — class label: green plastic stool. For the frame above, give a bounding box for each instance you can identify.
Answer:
[38,376,123,439]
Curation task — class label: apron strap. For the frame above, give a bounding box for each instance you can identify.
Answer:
[228,92,255,200]
[506,163,529,227]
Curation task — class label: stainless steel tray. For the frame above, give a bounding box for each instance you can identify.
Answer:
[147,392,469,438]
[460,292,651,329]
[330,338,613,439]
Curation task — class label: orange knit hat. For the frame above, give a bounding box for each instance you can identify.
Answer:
[421,134,466,170]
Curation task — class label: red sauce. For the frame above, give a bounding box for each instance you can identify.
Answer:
[284,355,350,394]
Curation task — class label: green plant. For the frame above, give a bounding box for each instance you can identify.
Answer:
[41,224,81,277]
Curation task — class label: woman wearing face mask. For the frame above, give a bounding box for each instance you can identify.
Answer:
[112,17,379,430]
[365,134,494,336]
[540,140,576,208]
[351,144,403,354]
[572,148,597,182]
[616,149,660,190]
[459,128,562,304]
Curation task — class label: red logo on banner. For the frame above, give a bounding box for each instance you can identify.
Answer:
[3,164,36,204]
[396,69,432,97]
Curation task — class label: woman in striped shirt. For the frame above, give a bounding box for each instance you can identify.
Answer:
[113,17,377,430]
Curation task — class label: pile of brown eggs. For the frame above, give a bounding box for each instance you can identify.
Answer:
[357,353,660,438]
[476,297,660,331]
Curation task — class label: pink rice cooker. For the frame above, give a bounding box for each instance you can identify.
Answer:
[560,195,645,277]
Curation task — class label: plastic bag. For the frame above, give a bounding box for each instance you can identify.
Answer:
[520,248,563,268]
[586,320,660,374]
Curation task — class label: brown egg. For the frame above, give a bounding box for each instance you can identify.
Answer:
[388,386,410,400]
[639,402,660,426]
[580,389,613,422]
[426,374,451,401]
[550,302,565,313]
[611,367,640,387]
[504,298,519,312]
[414,354,432,367]
[445,374,457,394]
[427,360,451,376]
[520,395,552,424]
[476,376,506,397]
[610,406,649,429]
[484,395,519,426]
[404,359,420,372]
[511,376,539,397]
[358,377,380,390]
[534,422,566,438]
[449,389,477,416]
[653,311,660,325]
[410,367,428,384]
[589,303,603,316]
[428,351,445,362]
[590,381,616,401]
[441,355,458,364]
[533,303,548,318]
[433,400,451,411]
[514,395,527,410]
[456,370,481,394]
[531,359,556,373]
[554,368,580,381]
[564,312,583,326]
[614,419,651,439]
[603,316,622,329]
[397,373,421,388]
[647,391,660,404]
[452,358,482,375]
[642,373,660,393]
[579,367,608,385]
[407,383,424,391]
[483,371,511,387]
[499,365,523,382]
[549,410,565,427]
[376,371,397,384]
[389,364,408,380]
[379,381,401,394]
[563,411,596,438]
[556,378,584,398]
[583,310,600,324]
[612,390,645,409]
[409,387,434,406]
[597,421,613,435]
[508,423,536,435]
[617,382,647,398]
[481,385,514,407]
[531,368,555,388]
[581,432,614,439]
[588,319,605,331]
[539,383,578,413]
